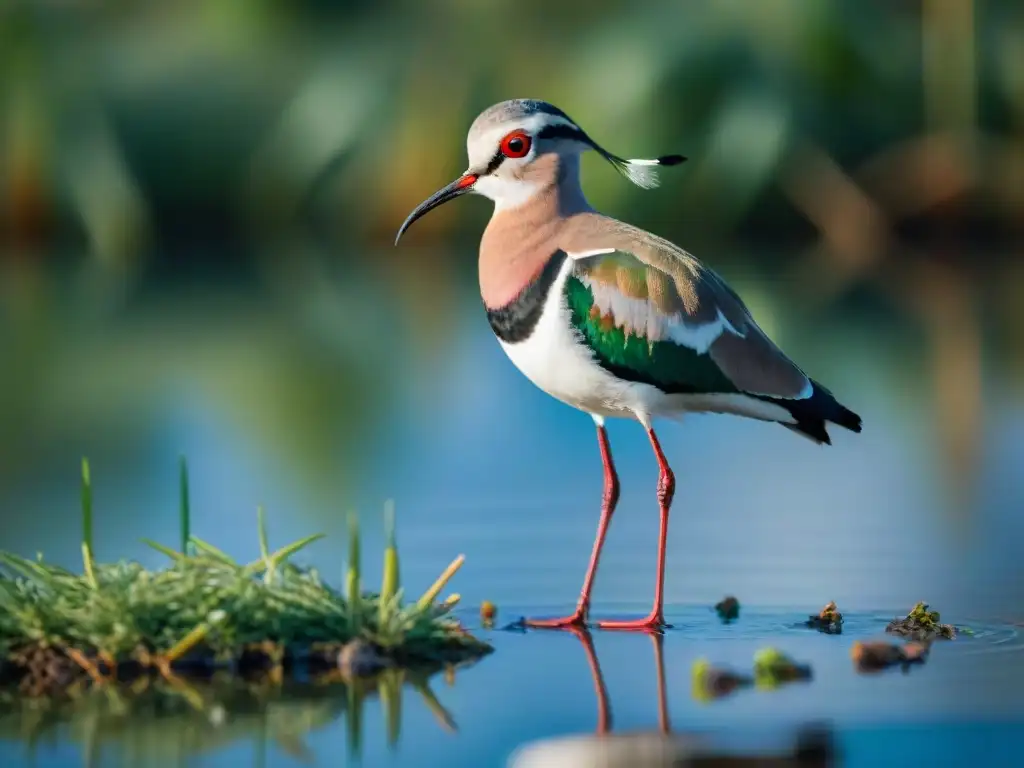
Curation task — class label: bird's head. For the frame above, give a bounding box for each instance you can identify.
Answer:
[394,99,685,244]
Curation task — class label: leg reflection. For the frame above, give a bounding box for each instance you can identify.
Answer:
[565,626,671,737]
[566,626,611,734]
[648,630,670,735]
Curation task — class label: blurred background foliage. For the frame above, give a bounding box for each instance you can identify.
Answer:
[1,0,1022,522]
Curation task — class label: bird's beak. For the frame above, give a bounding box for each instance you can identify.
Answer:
[394,173,478,245]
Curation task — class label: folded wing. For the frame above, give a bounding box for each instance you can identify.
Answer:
[563,234,861,443]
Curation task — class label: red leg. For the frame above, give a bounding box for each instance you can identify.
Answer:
[526,423,620,629]
[598,427,674,631]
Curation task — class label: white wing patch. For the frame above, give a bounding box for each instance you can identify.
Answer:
[566,248,616,260]
[584,277,746,355]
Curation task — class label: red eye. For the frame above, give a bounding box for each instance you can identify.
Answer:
[500,131,532,158]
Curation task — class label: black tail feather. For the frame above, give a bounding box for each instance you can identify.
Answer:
[757,379,862,446]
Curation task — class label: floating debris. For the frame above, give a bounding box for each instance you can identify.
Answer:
[714,595,740,622]
[885,602,956,641]
[480,600,497,627]
[752,648,813,689]
[691,658,753,702]
[805,600,843,634]
[851,640,929,673]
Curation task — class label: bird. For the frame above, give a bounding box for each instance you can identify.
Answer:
[394,99,862,631]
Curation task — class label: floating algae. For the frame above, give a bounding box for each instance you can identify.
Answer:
[752,648,813,689]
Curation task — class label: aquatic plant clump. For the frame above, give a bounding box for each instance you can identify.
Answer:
[714,595,740,622]
[805,600,843,634]
[885,602,956,641]
[0,460,490,695]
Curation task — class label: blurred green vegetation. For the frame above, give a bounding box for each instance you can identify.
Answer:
[1,0,1022,495]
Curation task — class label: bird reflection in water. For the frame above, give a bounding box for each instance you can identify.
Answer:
[510,628,836,767]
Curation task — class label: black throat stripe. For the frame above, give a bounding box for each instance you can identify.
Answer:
[485,250,568,344]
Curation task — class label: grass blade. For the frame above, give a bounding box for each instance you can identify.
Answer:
[161,609,227,665]
[257,505,270,561]
[0,552,58,583]
[379,500,399,627]
[244,532,326,575]
[256,505,273,583]
[268,533,324,568]
[81,542,97,590]
[346,509,361,633]
[179,456,190,556]
[189,537,237,566]
[415,555,465,611]
[81,458,93,557]
[142,539,187,562]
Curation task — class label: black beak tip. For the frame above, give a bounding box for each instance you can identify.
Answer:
[394,174,477,247]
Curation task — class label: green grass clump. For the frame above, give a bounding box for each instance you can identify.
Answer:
[0,459,489,687]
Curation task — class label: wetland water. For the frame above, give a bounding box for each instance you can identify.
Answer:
[2,285,1023,765]
[1,609,1022,766]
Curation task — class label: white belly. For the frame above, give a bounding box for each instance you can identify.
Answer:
[496,261,650,421]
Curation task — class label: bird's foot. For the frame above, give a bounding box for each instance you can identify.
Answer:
[522,612,587,630]
[596,612,671,632]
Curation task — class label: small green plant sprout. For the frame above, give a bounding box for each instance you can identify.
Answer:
[851,640,929,674]
[179,456,191,555]
[378,500,400,630]
[80,459,97,589]
[805,600,843,634]
[347,508,362,634]
[752,647,813,689]
[80,459,93,555]
[885,602,957,640]
[714,595,740,622]
[0,462,491,696]
[690,657,752,702]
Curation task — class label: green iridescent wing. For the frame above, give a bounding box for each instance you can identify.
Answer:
[564,250,809,398]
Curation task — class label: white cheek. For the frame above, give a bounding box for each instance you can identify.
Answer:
[473,173,540,211]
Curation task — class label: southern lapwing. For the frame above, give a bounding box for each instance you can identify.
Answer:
[395,99,862,631]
